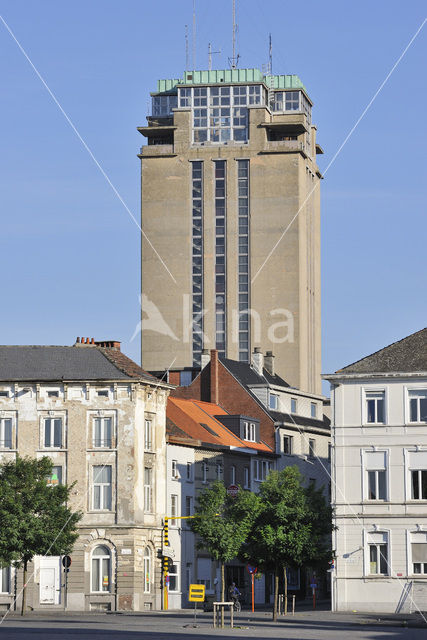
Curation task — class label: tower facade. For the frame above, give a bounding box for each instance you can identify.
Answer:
[139,68,322,394]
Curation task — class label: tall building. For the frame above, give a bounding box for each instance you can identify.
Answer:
[139,68,323,394]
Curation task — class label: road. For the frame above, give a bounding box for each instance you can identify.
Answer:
[0,609,425,640]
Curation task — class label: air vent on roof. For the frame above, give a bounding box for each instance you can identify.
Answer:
[200,422,219,437]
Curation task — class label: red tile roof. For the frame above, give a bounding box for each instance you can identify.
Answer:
[167,397,273,453]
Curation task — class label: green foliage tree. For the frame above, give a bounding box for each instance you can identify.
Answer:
[190,480,260,620]
[0,456,82,615]
[242,466,333,621]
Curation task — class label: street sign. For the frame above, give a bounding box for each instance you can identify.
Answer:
[189,584,205,602]
[62,555,72,568]
[227,484,239,498]
[247,564,257,574]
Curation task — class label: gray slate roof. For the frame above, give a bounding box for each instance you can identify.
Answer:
[0,346,136,381]
[220,357,290,388]
[338,328,427,374]
[269,410,330,430]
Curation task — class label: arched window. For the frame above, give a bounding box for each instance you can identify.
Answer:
[144,546,151,594]
[91,545,111,592]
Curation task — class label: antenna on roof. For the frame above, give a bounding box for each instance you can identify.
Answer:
[192,0,196,69]
[185,24,189,71]
[208,43,221,71]
[269,33,273,75]
[229,0,240,69]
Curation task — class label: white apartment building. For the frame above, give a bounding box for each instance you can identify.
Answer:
[324,328,427,613]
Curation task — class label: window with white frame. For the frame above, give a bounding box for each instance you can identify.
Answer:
[254,459,272,482]
[408,390,427,423]
[411,532,427,575]
[407,450,427,500]
[411,469,427,500]
[202,461,208,483]
[144,467,152,513]
[367,532,389,575]
[308,438,316,457]
[243,421,256,442]
[144,419,152,451]
[244,466,250,489]
[310,403,317,418]
[91,545,111,592]
[0,566,10,593]
[290,397,297,414]
[47,465,62,486]
[365,451,387,500]
[216,463,223,480]
[92,466,112,510]
[144,546,152,593]
[365,391,385,424]
[186,462,192,481]
[230,465,236,485]
[269,393,279,410]
[171,459,179,479]
[171,494,178,526]
[169,562,179,592]
[43,417,63,448]
[0,418,12,449]
[283,435,293,455]
[93,417,112,448]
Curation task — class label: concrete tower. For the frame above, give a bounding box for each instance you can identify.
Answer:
[139,68,323,394]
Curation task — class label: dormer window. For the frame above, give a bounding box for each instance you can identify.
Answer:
[269,393,279,410]
[243,421,256,442]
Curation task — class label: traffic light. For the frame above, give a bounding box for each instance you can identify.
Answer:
[164,517,169,547]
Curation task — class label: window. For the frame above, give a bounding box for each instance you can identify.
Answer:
[93,466,112,510]
[191,161,204,367]
[91,546,111,592]
[171,495,178,526]
[411,470,427,500]
[244,466,250,489]
[144,547,152,594]
[269,394,279,410]
[290,398,297,414]
[283,435,293,455]
[185,495,193,517]
[230,465,236,485]
[144,467,152,513]
[97,390,109,398]
[93,417,112,448]
[214,160,226,356]
[411,533,427,574]
[202,461,208,483]
[171,460,179,479]
[197,557,211,590]
[365,391,385,424]
[0,418,12,449]
[0,390,9,398]
[368,533,389,575]
[144,419,152,451]
[216,463,223,480]
[310,403,317,418]
[180,371,193,386]
[44,417,63,448]
[328,443,332,461]
[169,562,179,592]
[408,390,427,423]
[47,466,62,486]
[0,566,10,593]
[237,159,250,362]
[365,451,387,500]
[243,421,256,442]
[47,390,59,398]
[308,439,315,457]
[254,459,272,482]
[186,462,192,481]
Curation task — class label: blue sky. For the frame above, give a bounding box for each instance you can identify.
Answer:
[0,0,426,382]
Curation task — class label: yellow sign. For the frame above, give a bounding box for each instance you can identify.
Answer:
[189,584,205,602]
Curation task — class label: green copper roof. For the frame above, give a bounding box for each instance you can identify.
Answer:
[156,69,307,94]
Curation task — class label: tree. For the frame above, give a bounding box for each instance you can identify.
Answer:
[242,466,333,621]
[0,456,82,615]
[190,481,260,624]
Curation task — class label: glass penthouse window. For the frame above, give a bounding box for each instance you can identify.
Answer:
[214,160,226,356]
[237,159,250,361]
[151,94,177,116]
[178,84,263,144]
[191,161,204,366]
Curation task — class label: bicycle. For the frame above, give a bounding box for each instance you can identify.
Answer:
[231,596,241,612]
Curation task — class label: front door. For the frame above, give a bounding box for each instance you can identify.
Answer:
[39,557,61,605]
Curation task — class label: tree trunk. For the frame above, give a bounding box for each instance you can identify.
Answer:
[21,560,27,616]
[284,566,288,616]
[220,561,225,628]
[273,569,279,621]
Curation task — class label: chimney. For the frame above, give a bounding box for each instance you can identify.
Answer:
[94,340,121,351]
[201,349,210,370]
[210,349,219,405]
[264,351,275,376]
[251,347,264,377]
